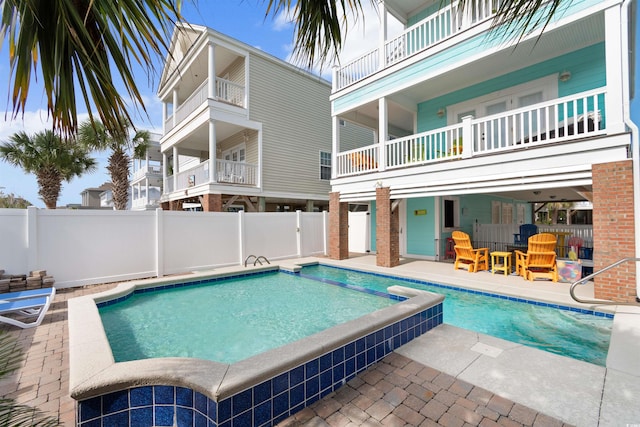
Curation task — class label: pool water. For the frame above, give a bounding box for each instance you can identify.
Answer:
[99,271,396,364]
[300,265,612,366]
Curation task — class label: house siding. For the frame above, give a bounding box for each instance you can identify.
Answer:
[248,55,332,197]
[340,121,376,152]
[417,43,606,132]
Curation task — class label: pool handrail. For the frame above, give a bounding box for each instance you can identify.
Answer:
[569,257,640,306]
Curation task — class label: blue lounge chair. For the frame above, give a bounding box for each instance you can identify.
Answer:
[514,224,538,245]
[0,287,56,328]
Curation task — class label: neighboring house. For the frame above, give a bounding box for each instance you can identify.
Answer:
[79,183,113,209]
[328,0,638,303]
[131,132,163,211]
[156,23,333,212]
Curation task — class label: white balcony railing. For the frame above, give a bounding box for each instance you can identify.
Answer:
[132,197,161,210]
[336,88,606,177]
[216,159,257,185]
[216,78,245,107]
[334,0,502,90]
[164,159,258,194]
[164,78,246,132]
[132,164,162,181]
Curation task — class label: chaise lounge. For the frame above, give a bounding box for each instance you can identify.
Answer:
[0,287,56,329]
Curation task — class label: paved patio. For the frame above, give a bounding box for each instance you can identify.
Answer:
[1,256,639,426]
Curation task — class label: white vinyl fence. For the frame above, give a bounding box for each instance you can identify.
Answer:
[0,207,328,288]
[473,223,594,249]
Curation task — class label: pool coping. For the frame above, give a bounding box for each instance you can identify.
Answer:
[68,264,445,402]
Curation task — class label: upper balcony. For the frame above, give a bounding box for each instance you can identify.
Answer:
[333,0,501,91]
[159,30,249,136]
[164,77,246,134]
[335,88,622,179]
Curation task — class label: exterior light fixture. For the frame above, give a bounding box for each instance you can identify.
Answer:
[437,108,446,118]
[559,71,571,82]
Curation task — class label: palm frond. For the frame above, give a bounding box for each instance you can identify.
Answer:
[264,0,375,69]
[0,0,183,137]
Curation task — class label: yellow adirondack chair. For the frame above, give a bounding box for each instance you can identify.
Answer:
[452,231,489,273]
[514,233,559,281]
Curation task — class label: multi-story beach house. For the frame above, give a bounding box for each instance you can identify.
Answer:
[328,0,638,302]
[130,132,163,211]
[156,23,333,213]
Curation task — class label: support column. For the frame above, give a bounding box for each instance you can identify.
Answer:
[376,187,399,268]
[329,192,349,260]
[172,146,179,192]
[592,160,636,302]
[306,200,314,212]
[162,102,168,134]
[202,194,223,212]
[208,44,216,99]
[208,120,216,183]
[378,2,387,70]
[172,89,179,128]
[378,98,387,171]
[604,6,626,133]
[332,116,340,179]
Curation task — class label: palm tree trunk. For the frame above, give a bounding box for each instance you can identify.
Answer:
[36,165,63,209]
[107,149,130,210]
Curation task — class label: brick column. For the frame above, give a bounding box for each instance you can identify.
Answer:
[376,187,400,268]
[592,160,636,302]
[169,199,184,211]
[329,192,349,260]
[202,194,223,212]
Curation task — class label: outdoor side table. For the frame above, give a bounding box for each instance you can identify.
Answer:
[491,251,512,276]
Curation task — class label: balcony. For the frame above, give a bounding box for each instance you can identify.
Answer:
[334,0,501,91]
[336,89,606,177]
[164,159,258,195]
[164,78,246,133]
[132,164,162,182]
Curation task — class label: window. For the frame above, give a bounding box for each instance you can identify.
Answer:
[320,151,332,180]
[443,197,459,228]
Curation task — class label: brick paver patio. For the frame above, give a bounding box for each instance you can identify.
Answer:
[0,284,572,427]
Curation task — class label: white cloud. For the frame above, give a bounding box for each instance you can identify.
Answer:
[272,9,294,32]
[0,110,53,141]
[283,2,404,79]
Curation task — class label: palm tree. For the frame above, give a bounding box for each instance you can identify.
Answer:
[0,131,97,209]
[78,120,150,210]
[0,331,60,426]
[264,0,564,68]
[0,0,182,138]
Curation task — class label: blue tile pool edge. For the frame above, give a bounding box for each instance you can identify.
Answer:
[311,263,614,319]
[71,268,444,427]
[76,299,444,427]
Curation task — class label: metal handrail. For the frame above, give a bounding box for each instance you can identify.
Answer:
[570,257,640,305]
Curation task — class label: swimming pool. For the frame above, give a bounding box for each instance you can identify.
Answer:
[99,271,397,363]
[300,264,612,366]
[70,267,444,427]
